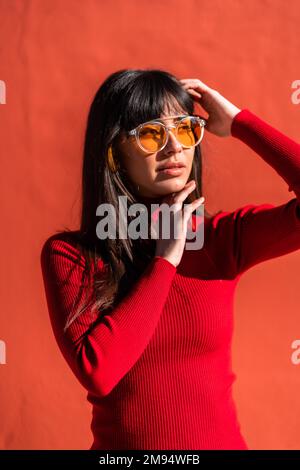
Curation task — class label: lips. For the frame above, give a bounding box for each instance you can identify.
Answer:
[157,162,186,171]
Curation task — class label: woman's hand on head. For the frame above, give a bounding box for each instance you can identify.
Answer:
[180,78,241,137]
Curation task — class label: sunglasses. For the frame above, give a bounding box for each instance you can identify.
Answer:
[126,114,207,153]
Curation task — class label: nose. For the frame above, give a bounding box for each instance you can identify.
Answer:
[163,126,182,153]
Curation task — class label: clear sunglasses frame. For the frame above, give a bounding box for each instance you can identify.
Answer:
[126,114,207,153]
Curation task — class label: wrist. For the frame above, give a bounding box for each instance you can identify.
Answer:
[227,104,242,122]
[154,255,177,268]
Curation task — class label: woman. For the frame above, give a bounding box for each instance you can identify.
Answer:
[40,69,300,450]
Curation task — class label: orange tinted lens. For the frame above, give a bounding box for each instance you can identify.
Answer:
[138,123,166,152]
[177,117,202,146]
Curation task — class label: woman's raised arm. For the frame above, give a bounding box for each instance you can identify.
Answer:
[180,78,300,277]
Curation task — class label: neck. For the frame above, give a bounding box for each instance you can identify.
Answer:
[137,193,162,210]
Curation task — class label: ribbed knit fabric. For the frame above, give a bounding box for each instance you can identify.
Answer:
[40,109,300,450]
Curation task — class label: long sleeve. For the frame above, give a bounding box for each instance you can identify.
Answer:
[207,109,300,278]
[231,109,300,199]
[40,236,176,397]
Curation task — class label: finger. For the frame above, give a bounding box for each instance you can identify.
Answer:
[171,196,205,238]
[173,181,196,203]
[186,89,202,99]
[186,87,201,94]
[174,201,203,240]
[180,81,200,93]
[182,197,205,224]
[179,79,196,85]
[184,197,205,215]
[183,196,205,214]
[183,79,211,94]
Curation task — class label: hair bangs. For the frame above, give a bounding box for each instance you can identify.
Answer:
[119,70,195,132]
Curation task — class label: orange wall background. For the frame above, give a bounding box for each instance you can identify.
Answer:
[1,0,300,450]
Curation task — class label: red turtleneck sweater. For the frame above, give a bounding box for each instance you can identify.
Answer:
[40,109,300,450]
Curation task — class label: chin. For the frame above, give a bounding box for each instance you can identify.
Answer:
[163,178,188,190]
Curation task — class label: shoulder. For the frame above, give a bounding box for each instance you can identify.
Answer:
[40,230,106,280]
[40,230,87,268]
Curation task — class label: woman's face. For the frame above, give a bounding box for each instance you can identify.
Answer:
[115,102,195,199]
